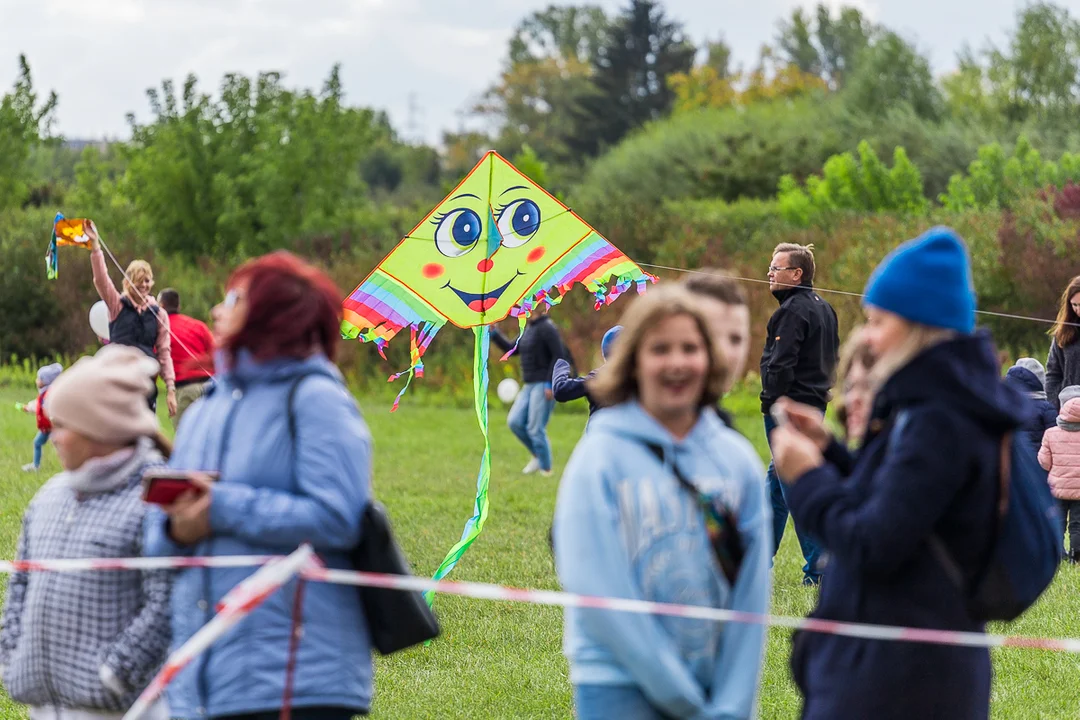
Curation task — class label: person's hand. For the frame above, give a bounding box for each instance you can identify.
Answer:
[164,474,215,545]
[545,387,554,401]
[770,425,824,485]
[775,397,832,451]
[166,389,178,417]
[85,219,100,251]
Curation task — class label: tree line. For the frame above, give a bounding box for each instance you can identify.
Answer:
[4,0,1080,367]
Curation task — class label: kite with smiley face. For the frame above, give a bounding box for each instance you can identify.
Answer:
[342,150,654,398]
[341,151,654,595]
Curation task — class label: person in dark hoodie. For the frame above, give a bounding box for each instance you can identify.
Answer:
[1004,358,1057,457]
[492,304,566,475]
[760,243,839,585]
[551,325,622,420]
[769,227,1030,720]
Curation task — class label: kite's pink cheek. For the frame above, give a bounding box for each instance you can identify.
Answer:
[422,263,445,279]
[527,247,546,264]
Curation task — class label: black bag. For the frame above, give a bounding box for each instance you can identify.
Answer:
[287,373,439,654]
[349,501,441,653]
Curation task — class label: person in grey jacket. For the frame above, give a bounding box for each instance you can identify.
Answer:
[1046,276,1080,410]
[0,345,172,720]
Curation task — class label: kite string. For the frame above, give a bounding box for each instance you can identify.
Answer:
[639,262,1078,329]
[96,235,217,383]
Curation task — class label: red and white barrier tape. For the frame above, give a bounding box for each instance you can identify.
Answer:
[0,555,273,574]
[122,546,316,720]
[6,550,1080,666]
[307,567,1080,653]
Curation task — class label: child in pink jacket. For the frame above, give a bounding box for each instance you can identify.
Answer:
[1039,385,1080,562]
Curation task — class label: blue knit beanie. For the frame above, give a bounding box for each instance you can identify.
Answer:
[601,325,623,360]
[863,227,976,334]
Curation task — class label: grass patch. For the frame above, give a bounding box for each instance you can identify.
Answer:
[0,379,1078,718]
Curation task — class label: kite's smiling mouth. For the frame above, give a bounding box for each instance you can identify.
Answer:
[444,272,524,313]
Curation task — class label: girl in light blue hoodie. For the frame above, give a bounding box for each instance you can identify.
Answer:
[553,285,771,720]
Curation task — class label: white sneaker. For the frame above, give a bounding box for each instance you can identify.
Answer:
[539,469,553,477]
[522,457,540,474]
[21,463,38,472]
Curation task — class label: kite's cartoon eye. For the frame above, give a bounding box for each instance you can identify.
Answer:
[433,208,482,258]
[496,199,541,248]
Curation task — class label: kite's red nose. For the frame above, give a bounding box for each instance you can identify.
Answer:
[477,258,494,273]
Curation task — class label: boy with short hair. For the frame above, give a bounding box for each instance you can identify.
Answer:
[683,268,751,397]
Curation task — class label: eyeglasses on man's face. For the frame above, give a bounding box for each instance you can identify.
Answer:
[768,266,796,274]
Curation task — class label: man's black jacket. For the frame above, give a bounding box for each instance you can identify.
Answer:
[759,284,839,413]
[492,315,565,385]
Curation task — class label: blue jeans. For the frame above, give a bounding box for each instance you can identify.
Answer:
[32,431,49,468]
[507,382,556,471]
[574,685,676,720]
[765,414,824,582]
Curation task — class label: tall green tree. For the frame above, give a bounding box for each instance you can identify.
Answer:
[0,55,57,210]
[775,4,873,88]
[120,67,385,260]
[814,5,873,87]
[988,2,1080,122]
[508,5,611,66]
[777,9,821,77]
[569,0,696,157]
[843,32,943,121]
[478,5,611,165]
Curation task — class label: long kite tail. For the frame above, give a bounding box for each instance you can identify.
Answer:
[426,325,492,604]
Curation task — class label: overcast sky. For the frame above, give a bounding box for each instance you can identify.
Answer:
[0,0,1030,145]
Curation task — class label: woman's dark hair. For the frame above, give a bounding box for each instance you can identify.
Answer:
[1052,276,1080,348]
[225,251,343,363]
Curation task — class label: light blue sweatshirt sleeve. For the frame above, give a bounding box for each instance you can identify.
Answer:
[554,442,707,718]
[699,443,771,720]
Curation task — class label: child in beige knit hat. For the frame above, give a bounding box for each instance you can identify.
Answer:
[0,345,173,718]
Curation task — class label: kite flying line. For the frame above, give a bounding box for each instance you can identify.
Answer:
[639,262,1080,329]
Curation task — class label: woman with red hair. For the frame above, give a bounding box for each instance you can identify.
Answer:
[143,251,374,719]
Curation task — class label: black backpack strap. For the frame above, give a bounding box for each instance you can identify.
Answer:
[285,370,340,442]
[644,442,699,495]
[644,441,745,585]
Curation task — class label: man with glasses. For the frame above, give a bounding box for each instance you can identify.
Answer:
[761,243,839,585]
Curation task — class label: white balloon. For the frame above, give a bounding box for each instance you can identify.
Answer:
[89,301,110,341]
[497,378,520,404]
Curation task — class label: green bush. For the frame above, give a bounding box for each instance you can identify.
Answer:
[777,142,928,225]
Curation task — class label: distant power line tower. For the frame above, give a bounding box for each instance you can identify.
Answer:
[405,92,425,144]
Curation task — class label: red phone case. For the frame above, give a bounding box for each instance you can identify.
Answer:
[143,477,202,506]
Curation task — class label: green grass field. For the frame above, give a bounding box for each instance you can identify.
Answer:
[1,378,1079,719]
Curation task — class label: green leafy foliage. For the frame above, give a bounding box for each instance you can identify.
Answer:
[120,67,390,260]
[940,136,1080,210]
[0,56,57,211]
[777,142,928,225]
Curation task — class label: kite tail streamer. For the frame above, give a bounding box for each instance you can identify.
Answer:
[426,325,492,604]
[45,212,62,280]
[387,326,425,413]
[499,314,527,362]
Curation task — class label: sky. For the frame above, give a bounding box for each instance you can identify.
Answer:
[0,0,1031,146]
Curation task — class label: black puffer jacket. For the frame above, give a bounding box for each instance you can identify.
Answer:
[492,315,564,384]
[760,285,839,413]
